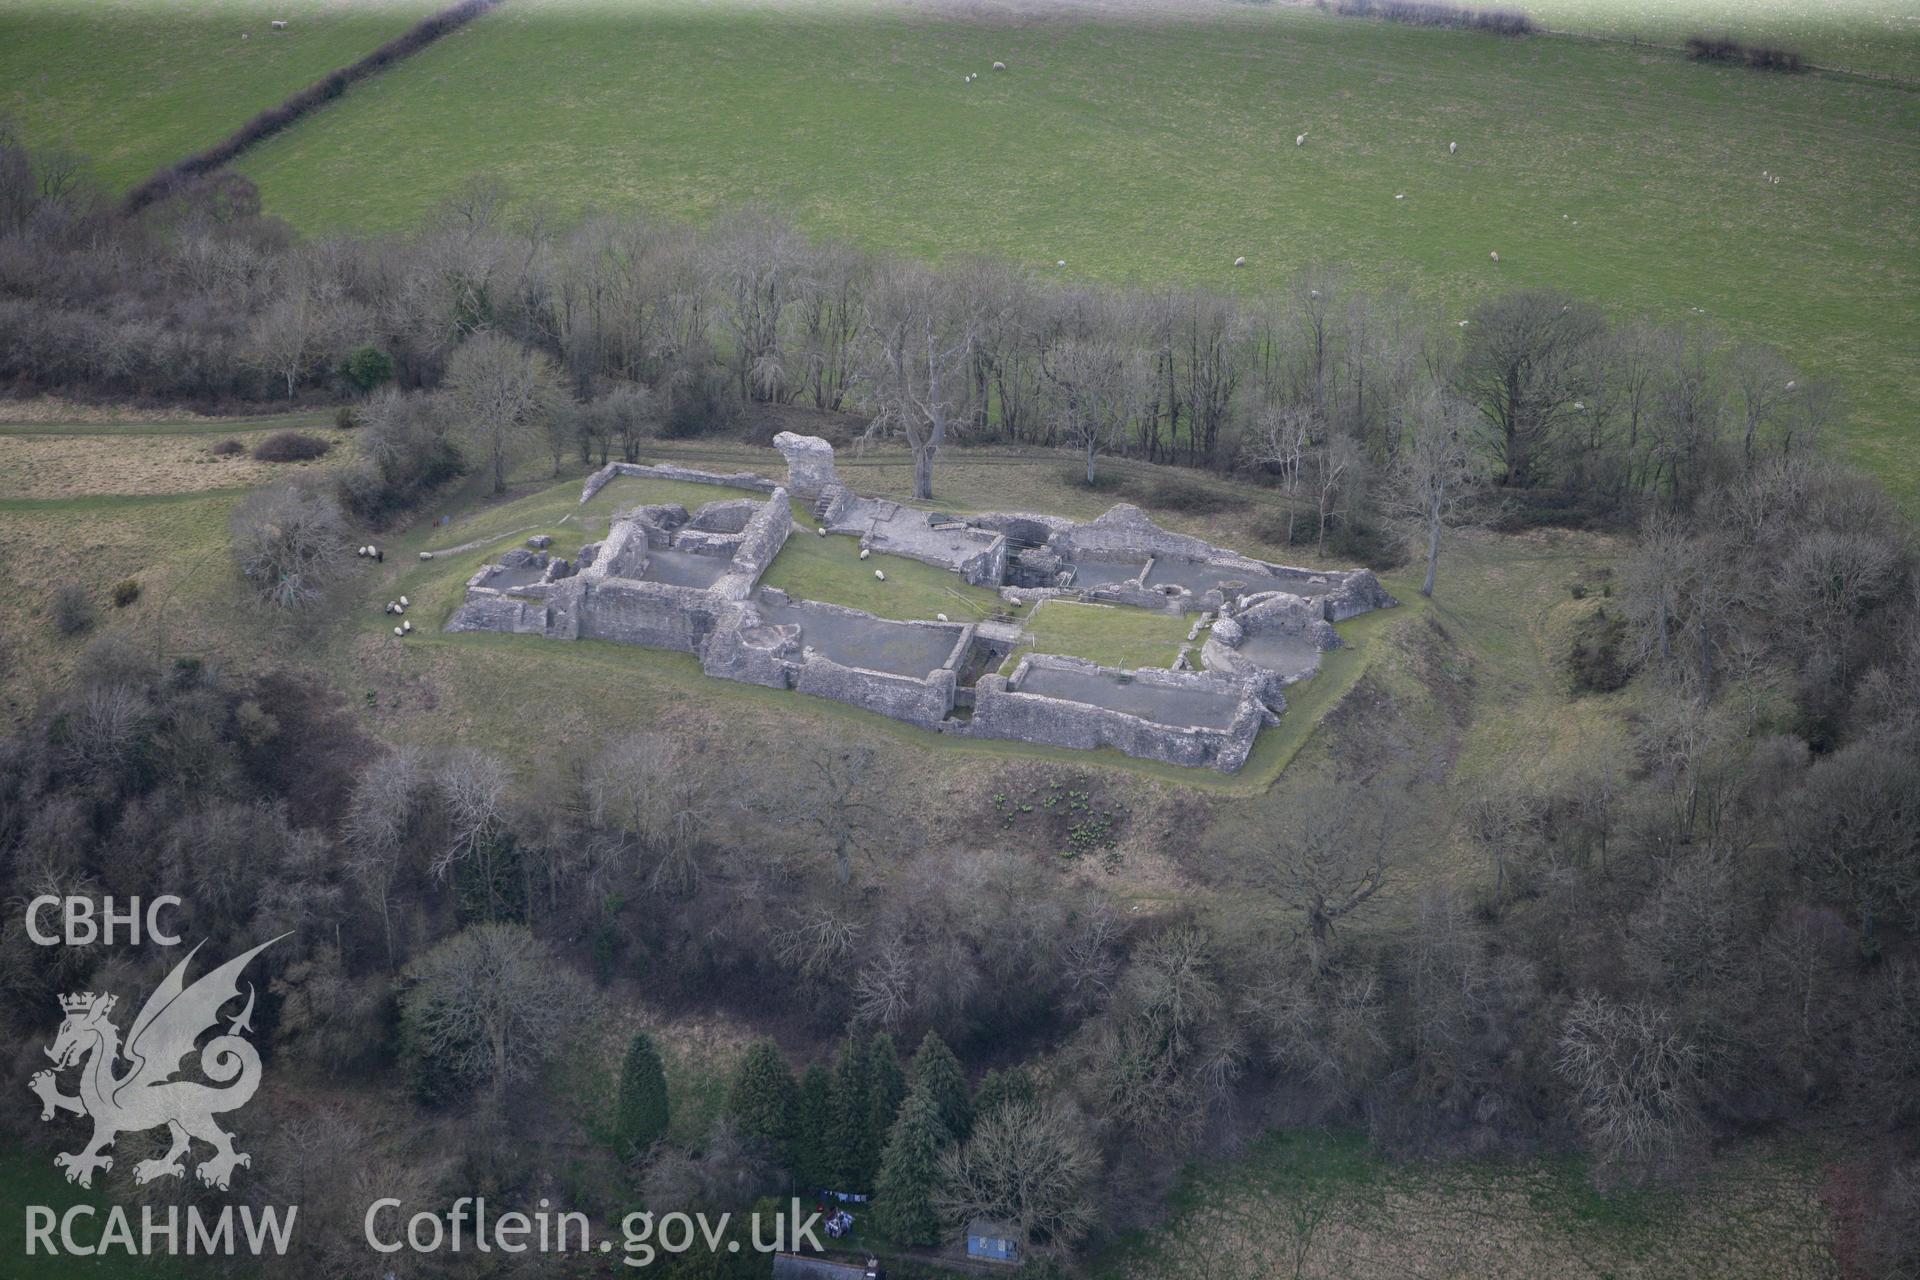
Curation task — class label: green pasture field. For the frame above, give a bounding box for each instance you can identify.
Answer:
[1520,0,1920,78]
[2,3,1912,496]
[164,0,1919,499]
[0,0,437,192]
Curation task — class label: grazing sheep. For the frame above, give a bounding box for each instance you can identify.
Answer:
[1489,251,1500,262]
[1785,380,1797,391]
[874,570,886,582]
[816,526,828,536]
[271,19,286,29]
[936,613,949,622]
[399,596,409,607]
[1295,133,1307,147]
[241,32,248,40]
[1458,319,1470,327]
[1056,260,1066,267]
[403,620,413,633]
[1233,256,1247,267]
[859,548,871,560]
[994,60,1006,70]
[1395,193,1404,200]
[1449,141,1457,155]
[419,551,433,561]
[1309,288,1320,300]
[393,626,403,637]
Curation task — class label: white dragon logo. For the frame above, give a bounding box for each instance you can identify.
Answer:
[29,935,285,1192]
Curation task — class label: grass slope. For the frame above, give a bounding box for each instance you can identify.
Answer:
[1094,1128,1835,1279]
[0,0,437,193]
[214,0,1920,498]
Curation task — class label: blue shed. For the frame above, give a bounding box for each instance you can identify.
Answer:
[965,1220,1022,1265]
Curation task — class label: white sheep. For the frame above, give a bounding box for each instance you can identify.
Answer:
[936,613,949,622]
[393,626,404,637]
[1056,260,1066,267]
[1295,132,1307,147]
[859,548,871,560]
[271,19,286,29]
[399,596,409,607]
[1233,256,1247,267]
[403,620,413,633]
[1785,380,1797,391]
[874,570,886,582]
[1309,288,1320,299]
[993,60,1006,70]
[1449,141,1457,155]
[419,551,433,561]
[1395,193,1404,200]
[1489,251,1500,262]
[1458,319,1470,328]
[817,526,828,537]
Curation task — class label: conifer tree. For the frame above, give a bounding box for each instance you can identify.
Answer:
[908,1029,972,1144]
[864,1032,908,1180]
[829,1038,874,1189]
[872,1081,951,1246]
[791,1063,834,1190]
[614,1030,670,1158]
[728,1039,797,1153]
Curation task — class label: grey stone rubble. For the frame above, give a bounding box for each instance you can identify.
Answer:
[449,435,1397,772]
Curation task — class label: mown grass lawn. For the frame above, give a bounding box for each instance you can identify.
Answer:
[1003,599,1192,674]
[761,525,1005,623]
[190,0,1920,501]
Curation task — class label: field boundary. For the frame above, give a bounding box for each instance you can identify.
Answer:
[121,0,506,214]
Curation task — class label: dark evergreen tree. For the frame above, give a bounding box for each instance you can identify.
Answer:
[829,1038,873,1189]
[863,1032,907,1181]
[908,1029,972,1144]
[727,1039,797,1154]
[791,1063,834,1191]
[872,1081,951,1246]
[614,1030,670,1158]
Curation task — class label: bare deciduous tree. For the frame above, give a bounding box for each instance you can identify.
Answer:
[858,263,980,500]
[1450,289,1602,488]
[400,921,594,1108]
[1554,992,1706,1185]
[933,1098,1097,1260]
[440,329,565,493]
[1387,384,1483,596]
[1263,777,1394,962]
[229,480,353,610]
